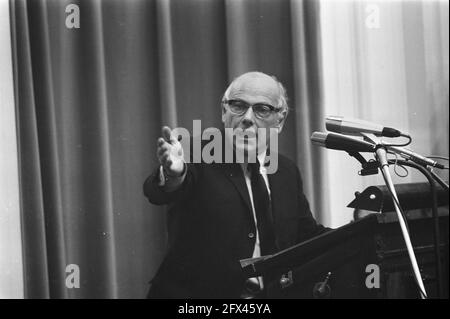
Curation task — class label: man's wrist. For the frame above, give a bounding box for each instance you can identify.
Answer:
[158,162,187,188]
[163,163,186,178]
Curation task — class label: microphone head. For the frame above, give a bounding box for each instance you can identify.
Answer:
[311,131,376,152]
[325,116,343,133]
[311,132,327,146]
[325,115,385,136]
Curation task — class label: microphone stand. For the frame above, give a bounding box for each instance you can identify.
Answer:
[363,134,428,299]
[388,159,444,298]
[428,168,449,191]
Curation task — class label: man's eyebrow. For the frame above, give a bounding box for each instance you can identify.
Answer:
[228,98,249,104]
[229,98,274,105]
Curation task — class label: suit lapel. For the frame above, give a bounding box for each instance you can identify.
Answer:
[217,159,293,227]
[216,131,253,215]
[218,158,295,251]
[219,163,253,215]
[267,163,291,227]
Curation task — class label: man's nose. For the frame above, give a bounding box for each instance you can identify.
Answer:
[241,107,255,127]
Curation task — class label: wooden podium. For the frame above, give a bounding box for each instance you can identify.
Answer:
[240,215,380,298]
[240,206,449,298]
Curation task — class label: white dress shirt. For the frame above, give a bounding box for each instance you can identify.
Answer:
[240,151,270,289]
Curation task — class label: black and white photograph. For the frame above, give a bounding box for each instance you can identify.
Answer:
[0,0,448,303]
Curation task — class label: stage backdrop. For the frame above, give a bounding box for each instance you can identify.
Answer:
[9,0,448,298]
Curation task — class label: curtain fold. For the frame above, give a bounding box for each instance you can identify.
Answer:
[156,0,177,126]
[12,0,169,298]
[10,0,51,298]
[291,0,326,218]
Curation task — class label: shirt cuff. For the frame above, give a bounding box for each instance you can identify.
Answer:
[158,163,187,188]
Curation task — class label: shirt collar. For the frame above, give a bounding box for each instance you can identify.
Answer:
[240,149,267,174]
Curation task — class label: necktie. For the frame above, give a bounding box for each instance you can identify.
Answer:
[248,162,276,255]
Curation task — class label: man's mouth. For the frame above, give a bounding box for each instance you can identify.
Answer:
[234,129,257,139]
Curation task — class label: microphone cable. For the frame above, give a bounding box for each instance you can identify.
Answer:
[378,133,412,147]
[387,151,409,178]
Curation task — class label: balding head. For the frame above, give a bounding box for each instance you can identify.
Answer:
[223,71,289,113]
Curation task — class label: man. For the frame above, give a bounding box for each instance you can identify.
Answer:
[144,72,327,298]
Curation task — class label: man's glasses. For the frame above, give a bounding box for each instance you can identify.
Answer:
[222,99,282,119]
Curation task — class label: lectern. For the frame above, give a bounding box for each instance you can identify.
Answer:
[240,214,380,298]
[240,182,449,298]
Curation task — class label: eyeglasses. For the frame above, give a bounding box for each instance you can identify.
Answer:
[222,99,282,119]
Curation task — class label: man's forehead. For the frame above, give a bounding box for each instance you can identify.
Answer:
[229,73,280,100]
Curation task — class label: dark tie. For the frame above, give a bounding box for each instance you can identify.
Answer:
[248,162,276,255]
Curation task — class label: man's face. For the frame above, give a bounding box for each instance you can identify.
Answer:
[222,74,287,156]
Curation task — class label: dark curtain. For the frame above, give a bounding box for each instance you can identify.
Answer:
[10,0,325,298]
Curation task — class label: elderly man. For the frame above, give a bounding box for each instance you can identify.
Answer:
[144,71,327,298]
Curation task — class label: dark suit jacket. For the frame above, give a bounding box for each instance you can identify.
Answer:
[143,153,327,298]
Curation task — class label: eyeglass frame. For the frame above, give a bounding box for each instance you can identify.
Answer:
[222,98,284,119]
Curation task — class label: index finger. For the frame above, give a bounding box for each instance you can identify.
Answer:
[161,126,176,144]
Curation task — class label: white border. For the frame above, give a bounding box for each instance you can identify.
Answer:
[0,0,24,299]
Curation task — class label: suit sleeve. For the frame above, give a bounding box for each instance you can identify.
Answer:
[295,166,331,243]
[143,163,198,205]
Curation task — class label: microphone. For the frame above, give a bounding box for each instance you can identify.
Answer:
[387,146,445,169]
[326,115,402,137]
[311,132,376,153]
[312,132,444,169]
